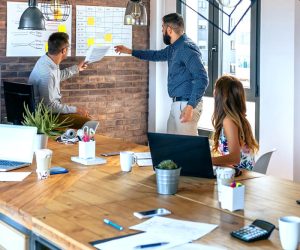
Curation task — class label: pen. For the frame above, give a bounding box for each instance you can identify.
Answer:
[134,242,169,249]
[103,218,123,231]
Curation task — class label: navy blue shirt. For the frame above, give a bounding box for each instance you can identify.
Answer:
[132,34,208,108]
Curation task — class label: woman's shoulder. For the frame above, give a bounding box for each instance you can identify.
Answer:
[222,116,236,127]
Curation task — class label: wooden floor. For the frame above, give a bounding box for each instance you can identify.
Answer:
[1,135,299,249]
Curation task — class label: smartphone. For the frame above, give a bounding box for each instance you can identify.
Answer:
[133,208,171,219]
[101,152,120,157]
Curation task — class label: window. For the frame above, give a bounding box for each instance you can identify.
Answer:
[178,0,259,138]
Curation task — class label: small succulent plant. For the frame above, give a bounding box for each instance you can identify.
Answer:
[156,160,179,170]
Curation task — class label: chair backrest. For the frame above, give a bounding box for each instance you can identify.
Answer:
[3,81,35,125]
[82,120,99,131]
[252,148,276,174]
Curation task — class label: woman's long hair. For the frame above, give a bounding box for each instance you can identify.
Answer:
[212,75,259,153]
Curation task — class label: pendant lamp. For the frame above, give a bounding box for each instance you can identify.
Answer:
[41,0,71,22]
[19,0,45,30]
[124,0,147,26]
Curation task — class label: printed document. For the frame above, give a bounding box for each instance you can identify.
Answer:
[0,172,31,181]
[130,216,218,241]
[85,45,110,64]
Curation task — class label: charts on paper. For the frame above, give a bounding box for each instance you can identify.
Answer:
[76,5,132,57]
[6,1,72,57]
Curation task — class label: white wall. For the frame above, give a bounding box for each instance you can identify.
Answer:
[148,0,175,133]
[260,0,299,180]
[294,0,300,181]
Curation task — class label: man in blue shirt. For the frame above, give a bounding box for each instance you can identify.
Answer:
[115,13,208,135]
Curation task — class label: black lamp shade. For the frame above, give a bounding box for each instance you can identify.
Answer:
[18,2,46,30]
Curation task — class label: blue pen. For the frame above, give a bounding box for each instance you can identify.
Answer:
[134,242,169,249]
[103,218,123,231]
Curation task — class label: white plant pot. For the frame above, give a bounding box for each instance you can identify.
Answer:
[34,134,48,151]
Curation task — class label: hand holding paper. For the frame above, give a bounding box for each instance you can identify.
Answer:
[85,45,110,64]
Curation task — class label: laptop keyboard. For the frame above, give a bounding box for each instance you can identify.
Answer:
[0,159,27,168]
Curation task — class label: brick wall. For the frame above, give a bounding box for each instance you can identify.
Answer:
[0,0,150,144]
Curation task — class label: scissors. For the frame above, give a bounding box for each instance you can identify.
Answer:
[82,126,95,142]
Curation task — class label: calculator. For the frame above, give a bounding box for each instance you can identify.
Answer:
[231,219,275,242]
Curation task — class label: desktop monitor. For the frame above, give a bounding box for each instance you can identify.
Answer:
[3,81,35,125]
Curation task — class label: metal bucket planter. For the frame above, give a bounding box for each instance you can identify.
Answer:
[155,167,181,195]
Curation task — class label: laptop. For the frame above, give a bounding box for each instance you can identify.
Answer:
[0,124,37,171]
[147,132,215,178]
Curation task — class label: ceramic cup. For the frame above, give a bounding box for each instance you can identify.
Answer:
[120,151,137,172]
[279,216,300,250]
[35,149,52,180]
[215,167,235,202]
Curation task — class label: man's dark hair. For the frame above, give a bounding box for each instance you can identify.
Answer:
[162,13,184,34]
[48,32,69,55]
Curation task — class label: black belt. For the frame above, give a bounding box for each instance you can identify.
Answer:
[172,97,189,102]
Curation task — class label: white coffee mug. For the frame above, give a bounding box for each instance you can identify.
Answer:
[35,149,52,180]
[215,167,235,202]
[120,151,137,172]
[279,216,300,250]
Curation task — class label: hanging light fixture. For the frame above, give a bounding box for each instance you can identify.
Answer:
[18,0,45,30]
[179,0,255,36]
[124,0,147,26]
[40,0,71,22]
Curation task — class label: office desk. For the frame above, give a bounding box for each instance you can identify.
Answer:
[0,135,293,249]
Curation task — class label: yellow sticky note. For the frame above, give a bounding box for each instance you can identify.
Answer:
[45,43,48,52]
[87,38,95,47]
[58,24,67,33]
[104,33,112,42]
[87,17,95,26]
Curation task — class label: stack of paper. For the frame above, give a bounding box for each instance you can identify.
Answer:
[134,152,153,167]
[94,216,218,250]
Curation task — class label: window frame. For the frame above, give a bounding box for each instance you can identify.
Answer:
[177,0,260,139]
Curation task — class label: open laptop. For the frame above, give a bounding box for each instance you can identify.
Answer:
[0,124,37,171]
[148,132,215,178]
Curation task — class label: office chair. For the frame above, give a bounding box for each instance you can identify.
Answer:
[82,120,99,132]
[252,148,276,174]
[3,81,35,125]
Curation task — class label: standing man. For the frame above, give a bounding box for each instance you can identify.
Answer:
[28,32,90,129]
[115,13,208,136]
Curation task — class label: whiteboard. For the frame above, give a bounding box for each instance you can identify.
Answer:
[76,5,132,57]
[6,2,72,57]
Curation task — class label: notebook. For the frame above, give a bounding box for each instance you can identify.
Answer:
[147,132,215,178]
[0,124,37,171]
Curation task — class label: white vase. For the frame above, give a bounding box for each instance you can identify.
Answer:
[34,134,48,151]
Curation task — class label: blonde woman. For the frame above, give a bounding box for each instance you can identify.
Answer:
[211,75,259,173]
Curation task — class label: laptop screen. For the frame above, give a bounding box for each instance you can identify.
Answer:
[148,132,214,178]
[0,124,37,163]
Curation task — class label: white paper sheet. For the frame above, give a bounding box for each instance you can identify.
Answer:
[170,243,227,250]
[0,172,31,182]
[130,216,218,241]
[84,45,110,64]
[94,231,189,250]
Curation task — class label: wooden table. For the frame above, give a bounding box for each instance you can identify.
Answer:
[0,135,297,249]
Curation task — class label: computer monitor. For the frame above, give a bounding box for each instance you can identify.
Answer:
[3,81,35,125]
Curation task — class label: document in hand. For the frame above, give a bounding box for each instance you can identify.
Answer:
[85,45,110,64]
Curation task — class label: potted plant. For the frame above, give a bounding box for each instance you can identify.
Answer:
[22,101,70,150]
[155,160,181,195]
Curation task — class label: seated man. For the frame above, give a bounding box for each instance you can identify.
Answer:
[28,32,90,129]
